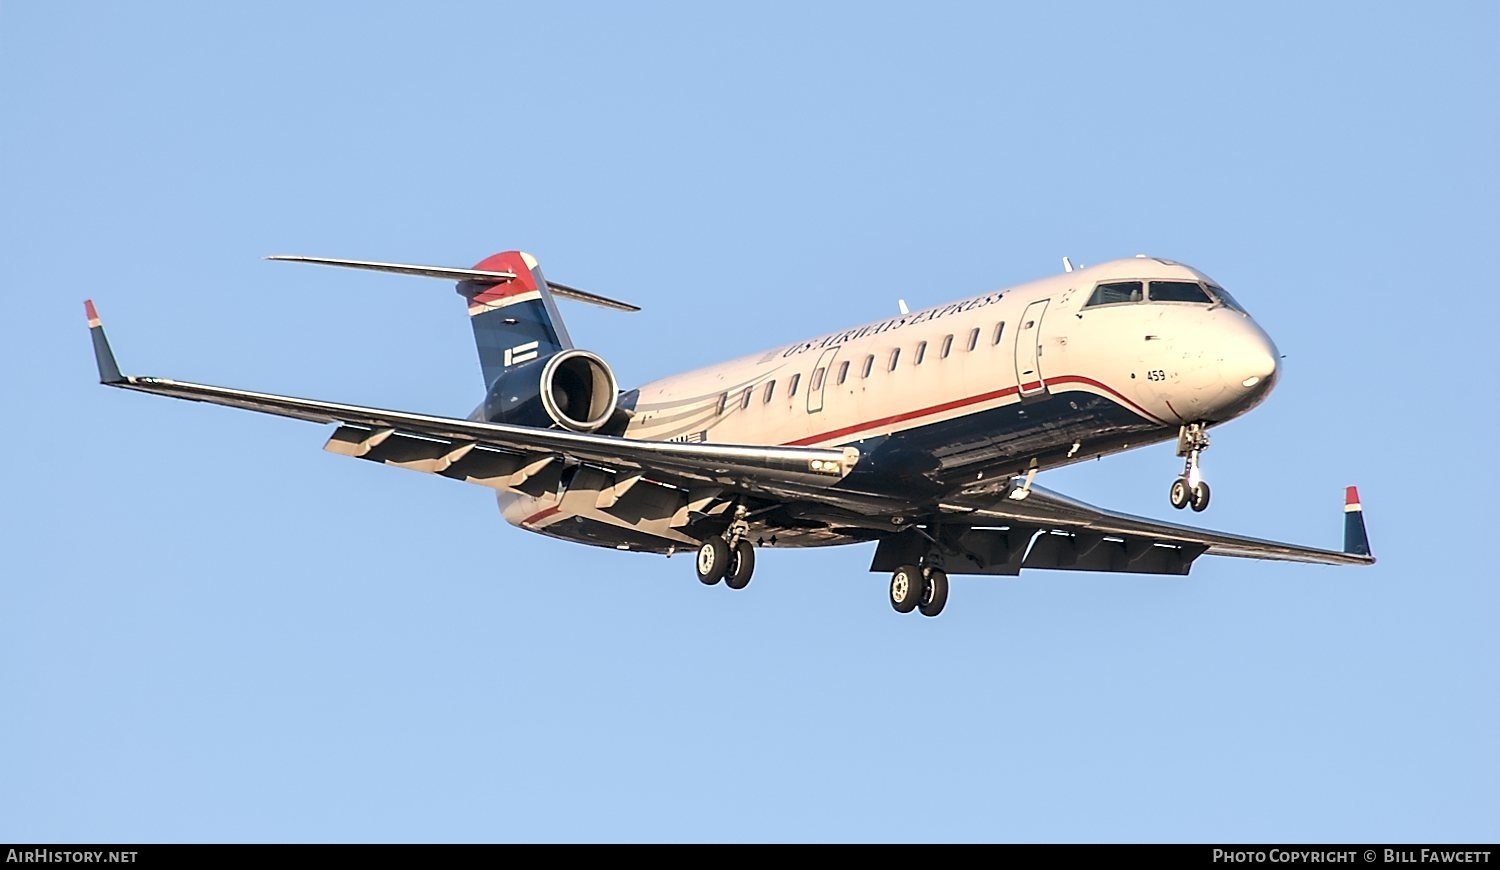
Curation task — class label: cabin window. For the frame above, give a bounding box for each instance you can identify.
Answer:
[940,334,953,359]
[966,327,980,351]
[716,392,728,415]
[888,348,901,371]
[837,360,850,385]
[1084,281,1143,307]
[914,341,927,365]
[763,381,775,403]
[811,367,825,392]
[862,355,875,378]
[741,388,753,409]
[788,373,801,397]
[1149,281,1213,304]
[992,322,1006,345]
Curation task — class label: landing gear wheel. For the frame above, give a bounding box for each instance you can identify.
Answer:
[725,539,755,590]
[1169,478,1191,510]
[696,537,730,585]
[1190,480,1211,512]
[1171,422,1212,511]
[919,568,949,618]
[889,564,925,614]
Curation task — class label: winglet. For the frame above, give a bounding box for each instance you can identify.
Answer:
[84,299,124,384]
[1343,486,1373,558]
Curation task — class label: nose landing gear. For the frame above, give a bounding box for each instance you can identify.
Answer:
[1169,422,1212,512]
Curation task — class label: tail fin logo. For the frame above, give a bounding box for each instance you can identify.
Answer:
[503,341,541,367]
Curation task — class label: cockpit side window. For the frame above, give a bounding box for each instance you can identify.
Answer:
[1084,281,1143,307]
[1206,284,1248,313]
[1148,281,1213,303]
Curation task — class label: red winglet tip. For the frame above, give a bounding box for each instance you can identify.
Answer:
[84,299,98,321]
[1345,486,1360,505]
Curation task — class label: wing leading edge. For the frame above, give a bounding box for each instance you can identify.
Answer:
[936,481,1374,572]
[83,302,857,494]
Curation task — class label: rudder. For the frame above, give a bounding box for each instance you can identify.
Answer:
[459,251,573,389]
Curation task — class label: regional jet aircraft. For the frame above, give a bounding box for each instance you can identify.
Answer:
[85,251,1373,617]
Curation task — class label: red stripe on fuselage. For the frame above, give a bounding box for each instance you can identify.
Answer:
[784,385,1020,446]
[1044,375,1167,424]
[784,374,1167,447]
[521,506,562,527]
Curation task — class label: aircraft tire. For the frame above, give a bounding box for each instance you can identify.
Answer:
[1190,481,1211,512]
[1169,478,1191,510]
[889,564,924,614]
[919,568,949,618]
[696,537,731,585]
[725,540,755,590]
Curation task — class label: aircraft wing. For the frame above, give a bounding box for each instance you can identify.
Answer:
[897,481,1375,577]
[83,302,857,497]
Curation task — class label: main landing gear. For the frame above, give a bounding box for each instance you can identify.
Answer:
[695,505,756,590]
[888,559,949,618]
[1169,422,1212,512]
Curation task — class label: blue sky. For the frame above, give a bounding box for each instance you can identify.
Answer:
[2,1,1496,843]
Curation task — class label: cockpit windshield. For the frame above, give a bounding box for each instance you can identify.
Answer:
[1085,281,1143,306]
[1082,278,1248,312]
[1206,284,1248,313]
[1148,281,1212,303]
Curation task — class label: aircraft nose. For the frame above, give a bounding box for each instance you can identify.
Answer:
[1217,322,1280,414]
[1234,331,1278,390]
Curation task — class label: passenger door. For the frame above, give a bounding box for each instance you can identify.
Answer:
[807,347,840,414]
[1015,299,1049,398]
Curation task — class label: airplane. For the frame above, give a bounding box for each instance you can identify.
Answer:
[84,250,1373,617]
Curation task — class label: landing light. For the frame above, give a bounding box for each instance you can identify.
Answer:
[1242,376,1261,388]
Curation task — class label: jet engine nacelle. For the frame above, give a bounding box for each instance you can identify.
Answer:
[481,349,620,432]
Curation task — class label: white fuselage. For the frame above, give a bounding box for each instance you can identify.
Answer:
[500,256,1280,547]
[627,257,1276,445]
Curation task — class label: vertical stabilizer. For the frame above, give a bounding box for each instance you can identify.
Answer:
[459,251,573,388]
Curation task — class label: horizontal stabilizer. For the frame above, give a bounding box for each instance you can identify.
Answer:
[267,255,641,312]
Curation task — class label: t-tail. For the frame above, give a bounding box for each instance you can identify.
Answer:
[267,250,637,390]
[266,251,638,432]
